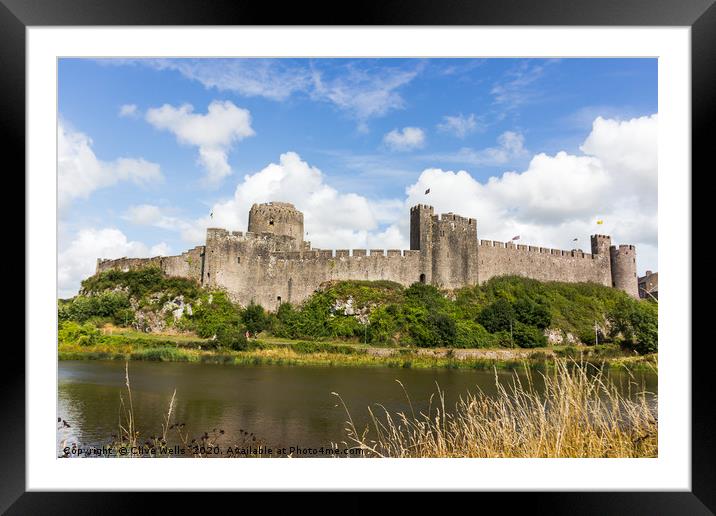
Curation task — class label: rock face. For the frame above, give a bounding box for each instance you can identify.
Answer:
[130,294,193,333]
[95,202,640,311]
[331,296,373,324]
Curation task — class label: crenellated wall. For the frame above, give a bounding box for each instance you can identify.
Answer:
[94,202,639,308]
[476,240,612,286]
[95,245,205,283]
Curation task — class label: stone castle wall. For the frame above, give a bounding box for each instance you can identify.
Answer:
[94,202,639,308]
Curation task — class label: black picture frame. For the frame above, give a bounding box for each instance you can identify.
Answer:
[3,0,710,512]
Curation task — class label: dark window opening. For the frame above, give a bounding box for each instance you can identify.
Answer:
[237,257,241,263]
[419,273,426,284]
[269,219,274,226]
[277,296,282,303]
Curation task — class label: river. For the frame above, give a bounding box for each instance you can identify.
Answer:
[58,360,657,457]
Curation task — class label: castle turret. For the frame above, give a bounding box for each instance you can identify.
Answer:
[610,244,639,298]
[248,202,304,246]
[590,234,611,256]
[410,204,434,284]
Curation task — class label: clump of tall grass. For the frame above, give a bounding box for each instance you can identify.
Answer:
[333,359,657,458]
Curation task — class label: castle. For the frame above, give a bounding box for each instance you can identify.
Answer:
[96,202,640,309]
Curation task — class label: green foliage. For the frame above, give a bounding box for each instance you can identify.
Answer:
[183,291,241,338]
[607,298,658,354]
[241,302,267,336]
[454,320,494,348]
[477,298,516,333]
[58,320,101,346]
[512,321,548,348]
[216,325,249,351]
[513,297,551,329]
[81,266,200,300]
[58,292,132,325]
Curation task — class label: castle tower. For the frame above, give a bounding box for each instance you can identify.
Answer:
[590,234,611,256]
[410,204,434,284]
[248,202,304,246]
[610,244,639,298]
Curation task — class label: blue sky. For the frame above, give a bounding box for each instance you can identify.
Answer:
[58,58,658,297]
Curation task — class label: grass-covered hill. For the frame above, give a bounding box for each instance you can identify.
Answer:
[59,267,657,354]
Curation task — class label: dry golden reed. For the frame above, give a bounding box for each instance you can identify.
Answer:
[333,359,657,458]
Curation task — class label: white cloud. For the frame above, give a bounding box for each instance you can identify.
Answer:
[146,59,312,101]
[437,113,482,138]
[58,120,162,211]
[310,65,420,125]
[123,204,204,243]
[401,114,658,273]
[119,104,139,118]
[425,131,528,166]
[491,60,559,111]
[201,152,404,251]
[145,100,255,186]
[58,228,170,298]
[383,127,426,151]
[111,59,421,130]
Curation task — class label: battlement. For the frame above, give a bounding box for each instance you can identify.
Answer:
[410,204,434,214]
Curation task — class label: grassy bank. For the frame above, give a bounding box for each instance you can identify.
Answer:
[58,331,657,372]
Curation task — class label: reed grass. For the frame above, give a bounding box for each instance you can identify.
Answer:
[333,359,657,458]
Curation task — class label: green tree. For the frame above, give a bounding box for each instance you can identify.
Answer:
[477,298,516,333]
[242,302,267,336]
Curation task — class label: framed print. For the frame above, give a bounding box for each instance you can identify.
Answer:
[5,0,713,511]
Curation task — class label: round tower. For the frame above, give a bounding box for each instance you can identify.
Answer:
[247,202,304,245]
[610,244,639,298]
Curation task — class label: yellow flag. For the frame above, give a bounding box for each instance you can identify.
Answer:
[596,219,604,225]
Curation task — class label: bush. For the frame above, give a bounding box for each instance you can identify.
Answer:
[58,292,132,325]
[512,321,547,348]
[477,298,516,333]
[186,291,241,338]
[607,298,658,354]
[454,320,494,348]
[216,325,249,351]
[513,297,551,329]
[58,320,101,346]
[242,302,267,336]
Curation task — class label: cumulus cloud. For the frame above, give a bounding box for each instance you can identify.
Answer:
[119,104,139,118]
[58,120,162,211]
[437,113,482,138]
[402,114,658,272]
[425,131,528,166]
[383,127,426,151]
[58,228,170,298]
[145,100,255,186]
[196,152,403,250]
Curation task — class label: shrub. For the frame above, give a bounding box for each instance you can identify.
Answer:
[477,298,516,333]
[513,297,551,329]
[512,321,547,348]
[187,291,241,338]
[216,325,249,351]
[454,320,494,348]
[242,302,267,336]
[607,298,658,354]
[58,320,101,346]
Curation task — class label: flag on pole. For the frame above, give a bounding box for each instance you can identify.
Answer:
[425,188,431,195]
[572,238,578,241]
[511,235,520,241]
[596,219,603,225]
[210,211,213,219]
